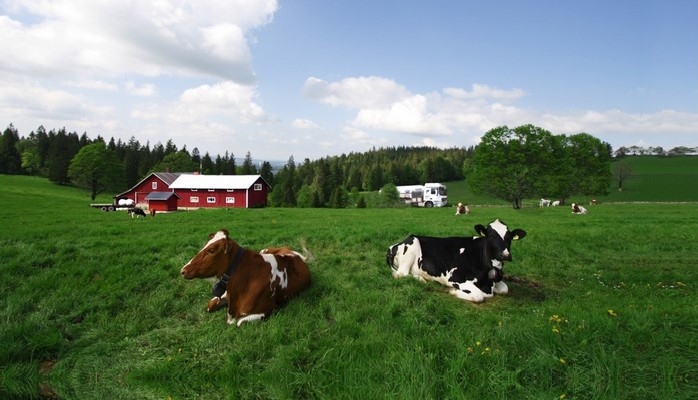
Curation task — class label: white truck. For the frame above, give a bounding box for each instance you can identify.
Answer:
[396,183,448,207]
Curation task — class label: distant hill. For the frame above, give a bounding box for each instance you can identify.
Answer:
[446,155,698,206]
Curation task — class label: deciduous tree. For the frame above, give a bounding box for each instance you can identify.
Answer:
[68,143,125,200]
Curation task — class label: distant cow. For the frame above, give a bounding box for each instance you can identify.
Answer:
[205,246,310,313]
[590,199,598,205]
[571,203,587,214]
[539,198,551,207]
[455,203,470,215]
[180,230,311,327]
[386,219,526,303]
[128,207,147,218]
[551,200,560,207]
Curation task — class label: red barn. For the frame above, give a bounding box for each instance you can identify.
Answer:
[169,175,270,209]
[115,172,181,205]
[145,191,180,212]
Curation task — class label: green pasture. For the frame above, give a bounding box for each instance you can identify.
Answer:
[447,155,698,206]
[1,174,697,399]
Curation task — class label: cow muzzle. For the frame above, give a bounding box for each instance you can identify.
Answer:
[180,265,194,279]
[498,249,512,262]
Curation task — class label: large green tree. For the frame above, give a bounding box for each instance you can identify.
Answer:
[469,125,611,208]
[468,125,558,208]
[68,142,125,200]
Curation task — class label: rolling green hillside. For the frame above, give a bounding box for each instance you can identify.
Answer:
[446,155,698,206]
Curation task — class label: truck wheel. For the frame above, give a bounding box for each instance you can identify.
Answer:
[425,202,433,208]
[108,206,115,211]
[101,206,108,212]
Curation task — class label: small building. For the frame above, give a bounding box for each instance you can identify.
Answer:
[169,175,270,209]
[115,172,182,205]
[145,191,180,212]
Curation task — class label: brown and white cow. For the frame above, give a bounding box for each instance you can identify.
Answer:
[180,229,311,327]
[571,203,587,214]
[205,245,310,313]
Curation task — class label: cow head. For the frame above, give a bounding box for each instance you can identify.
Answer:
[180,229,234,279]
[475,219,526,262]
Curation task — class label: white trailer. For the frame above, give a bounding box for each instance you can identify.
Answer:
[396,183,448,207]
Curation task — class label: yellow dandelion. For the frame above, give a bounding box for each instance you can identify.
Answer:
[559,394,567,400]
[607,309,617,317]
[552,327,559,334]
[559,358,566,364]
[476,341,481,346]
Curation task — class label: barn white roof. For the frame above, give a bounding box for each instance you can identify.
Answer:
[169,174,265,190]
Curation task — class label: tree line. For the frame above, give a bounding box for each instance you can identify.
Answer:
[0,122,693,207]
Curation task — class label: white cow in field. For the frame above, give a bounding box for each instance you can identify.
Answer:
[539,198,551,207]
[551,200,560,207]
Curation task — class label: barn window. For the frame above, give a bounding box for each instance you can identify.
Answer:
[152,182,157,190]
[207,197,216,203]
[190,196,199,203]
[191,189,198,192]
[254,183,262,191]
[208,189,215,192]
[226,189,234,192]
[226,197,235,204]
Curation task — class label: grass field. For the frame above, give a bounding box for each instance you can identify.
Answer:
[1,164,697,399]
[447,155,698,206]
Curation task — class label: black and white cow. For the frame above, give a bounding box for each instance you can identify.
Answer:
[386,219,526,303]
[128,207,147,218]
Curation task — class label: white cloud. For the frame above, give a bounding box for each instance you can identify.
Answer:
[302,76,412,109]
[61,79,119,91]
[292,119,319,129]
[125,82,157,97]
[444,84,525,101]
[0,0,277,82]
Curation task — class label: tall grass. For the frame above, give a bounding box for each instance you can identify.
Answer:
[1,174,697,399]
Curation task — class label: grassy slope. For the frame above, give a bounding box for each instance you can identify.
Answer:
[447,155,698,206]
[1,160,697,399]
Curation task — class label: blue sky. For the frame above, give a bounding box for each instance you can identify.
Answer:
[1,0,696,161]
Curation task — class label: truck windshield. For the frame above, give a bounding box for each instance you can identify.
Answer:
[438,187,447,196]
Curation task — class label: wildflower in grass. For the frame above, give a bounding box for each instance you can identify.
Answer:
[607,309,617,317]
[552,327,559,334]
[559,394,567,399]
[476,341,481,346]
[559,357,566,364]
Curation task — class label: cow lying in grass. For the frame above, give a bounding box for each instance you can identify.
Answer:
[180,230,311,326]
[204,245,311,313]
[386,219,526,303]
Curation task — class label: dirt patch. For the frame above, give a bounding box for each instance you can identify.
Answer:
[39,359,57,399]
[507,274,546,301]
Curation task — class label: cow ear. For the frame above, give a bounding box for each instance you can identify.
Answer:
[475,224,487,236]
[512,229,527,240]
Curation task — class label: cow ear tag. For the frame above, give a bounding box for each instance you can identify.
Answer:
[512,229,527,240]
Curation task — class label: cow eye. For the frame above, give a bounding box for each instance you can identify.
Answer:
[206,248,216,255]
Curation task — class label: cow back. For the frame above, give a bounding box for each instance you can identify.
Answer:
[413,235,490,282]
